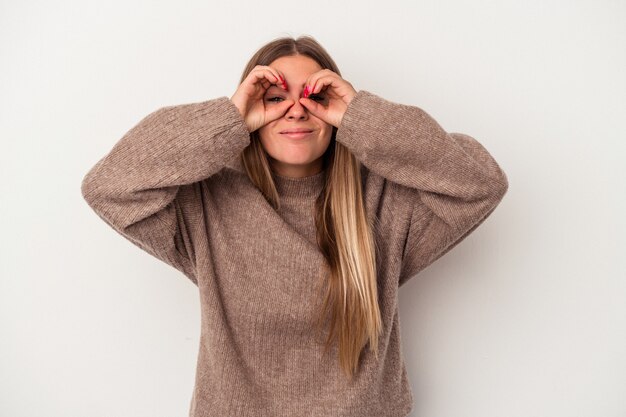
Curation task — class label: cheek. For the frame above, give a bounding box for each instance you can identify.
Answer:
[321,125,333,141]
[258,126,276,145]
[317,120,332,136]
[259,120,281,136]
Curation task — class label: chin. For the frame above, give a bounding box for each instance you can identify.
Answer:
[272,155,318,166]
[259,132,332,167]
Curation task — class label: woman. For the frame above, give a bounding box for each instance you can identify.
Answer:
[81,35,508,417]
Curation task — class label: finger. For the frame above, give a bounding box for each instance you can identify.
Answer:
[248,71,272,93]
[303,76,334,98]
[305,69,338,95]
[272,69,288,90]
[265,68,282,87]
[310,75,338,95]
[251,65,279,81]
[261,66,287,90]
[299,97,325,118]
[266,99,294,122]
[267,69,288,91]
[250,68,282,90]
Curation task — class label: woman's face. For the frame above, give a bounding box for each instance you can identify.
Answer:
[258,54,333,178]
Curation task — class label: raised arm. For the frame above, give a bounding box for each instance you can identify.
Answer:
[80,97,250,284]
[334,90,509,286]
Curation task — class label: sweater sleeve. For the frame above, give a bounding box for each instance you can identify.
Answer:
[335,90,509,287]
[81,97,250,285]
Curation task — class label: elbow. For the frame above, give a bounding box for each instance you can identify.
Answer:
[80,163,106,208]
[450,132,509,201]
[81,172,95,205]
[470,168,509,205]
[81,154,114,206]
[479,148,509,202]
[493,166,509,200]
[478,169,508,211]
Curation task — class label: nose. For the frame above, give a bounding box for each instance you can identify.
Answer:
[285,95,309,120]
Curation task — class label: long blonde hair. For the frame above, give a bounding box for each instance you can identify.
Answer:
[237,35,382,379]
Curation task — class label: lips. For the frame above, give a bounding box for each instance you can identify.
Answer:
[279,128,315,139]
[280,128,314,134]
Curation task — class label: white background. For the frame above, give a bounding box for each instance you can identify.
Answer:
[1,1,625,416]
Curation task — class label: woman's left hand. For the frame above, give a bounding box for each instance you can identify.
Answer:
[299,69,357,128]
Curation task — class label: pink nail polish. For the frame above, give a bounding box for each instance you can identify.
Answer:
[303,85,310,98]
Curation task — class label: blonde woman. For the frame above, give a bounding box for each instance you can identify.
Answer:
[81,35,509,417]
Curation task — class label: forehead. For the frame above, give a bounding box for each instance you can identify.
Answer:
[269,55,322,79]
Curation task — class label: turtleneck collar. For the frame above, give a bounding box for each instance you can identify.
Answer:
[273,169,326,198]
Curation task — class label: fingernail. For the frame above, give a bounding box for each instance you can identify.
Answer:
[303,85,310,98]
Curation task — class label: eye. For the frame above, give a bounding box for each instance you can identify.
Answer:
[308,94,326,102]
[266,97,284,102]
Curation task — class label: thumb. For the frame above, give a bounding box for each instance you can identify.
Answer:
[299,97,325,119]
[265,100,295,123]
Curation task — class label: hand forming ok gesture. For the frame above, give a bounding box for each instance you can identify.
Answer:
[230,65,357,132]
[298,69,358,128]
[230,65,295,133]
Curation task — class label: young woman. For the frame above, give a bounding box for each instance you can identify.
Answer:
[81,35,509,417]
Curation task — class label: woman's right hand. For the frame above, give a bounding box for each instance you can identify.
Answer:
[230,65,294,133]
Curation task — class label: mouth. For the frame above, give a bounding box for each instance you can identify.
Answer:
[279,129,315,139]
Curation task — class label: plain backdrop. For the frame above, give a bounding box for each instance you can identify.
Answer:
[1,1,625,416]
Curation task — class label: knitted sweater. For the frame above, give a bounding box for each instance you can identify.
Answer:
[81,90,509,417]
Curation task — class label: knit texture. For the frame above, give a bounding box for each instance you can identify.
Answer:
[81,90,509,417]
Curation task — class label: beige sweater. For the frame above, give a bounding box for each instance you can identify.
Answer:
[81,90,508,417]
